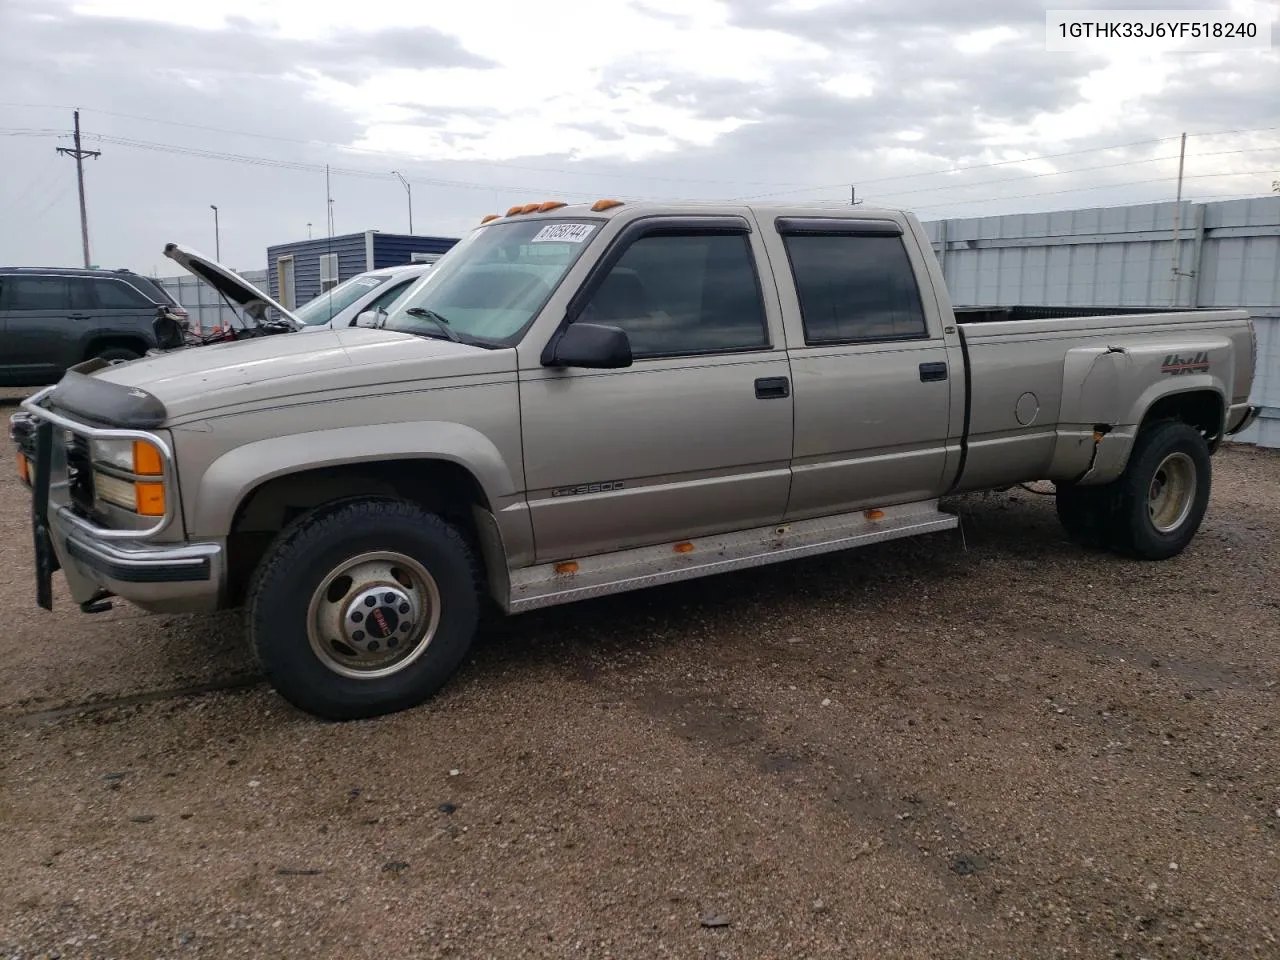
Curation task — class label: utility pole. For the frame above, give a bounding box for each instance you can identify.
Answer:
[850,186,862,205]
[307,222,313,239]
[56,109,101,268]
[325,164,334,237]
[392,171,413,233]
[210,205,220,261]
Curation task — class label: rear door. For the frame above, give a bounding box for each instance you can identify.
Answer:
[519,215,795,561]
[0,274,97,384]
[761,215,961,520]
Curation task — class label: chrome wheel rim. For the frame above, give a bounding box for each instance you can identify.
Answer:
[1147,452,1197,534]
[306,551,441,680]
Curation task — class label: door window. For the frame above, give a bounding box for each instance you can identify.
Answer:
[578,232,769,358]
[2,276,72,311]
[781,233,928,344]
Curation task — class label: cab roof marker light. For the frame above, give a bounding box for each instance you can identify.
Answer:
[521,202,541,214]
[480,214,500,224]
[506,205,525,216]
[591,199,624,212]
[539,201,567,212]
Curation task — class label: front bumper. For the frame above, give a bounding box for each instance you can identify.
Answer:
[16,391,225,616]
[50,507,225,614]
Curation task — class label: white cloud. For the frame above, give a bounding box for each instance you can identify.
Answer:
[2,0,1278,270]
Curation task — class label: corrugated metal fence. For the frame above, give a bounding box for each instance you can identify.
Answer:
[154,269,268,336]
[922,196,1280,448]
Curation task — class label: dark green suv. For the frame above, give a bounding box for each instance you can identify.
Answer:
[0,266,190,386]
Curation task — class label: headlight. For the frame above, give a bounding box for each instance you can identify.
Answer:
[91,436,167,517]
[91,438,164,476]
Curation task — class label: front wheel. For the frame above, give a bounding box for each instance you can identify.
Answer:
[247,498,481,720]
[1110,421,1212,560]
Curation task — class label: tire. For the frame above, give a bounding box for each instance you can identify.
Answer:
[93,346,141,364]
[1055,481,1115,550]
[247,497,482,720]
[1109,421,1212,561]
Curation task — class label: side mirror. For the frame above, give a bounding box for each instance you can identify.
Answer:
[544,322,633,369]
[354,307,385,328]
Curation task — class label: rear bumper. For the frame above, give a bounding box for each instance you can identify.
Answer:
[1226,404,1261,436]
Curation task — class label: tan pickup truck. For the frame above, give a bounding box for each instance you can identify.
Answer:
[13,199,1261,720]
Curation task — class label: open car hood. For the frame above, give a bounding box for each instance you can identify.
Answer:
[162,242,302,330]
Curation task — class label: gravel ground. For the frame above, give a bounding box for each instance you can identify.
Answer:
[1,402,1277,959]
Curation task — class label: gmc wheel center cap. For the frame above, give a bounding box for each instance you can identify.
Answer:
[344,587,415,650]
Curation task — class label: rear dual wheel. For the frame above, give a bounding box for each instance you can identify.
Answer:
[1055,420,1211,561]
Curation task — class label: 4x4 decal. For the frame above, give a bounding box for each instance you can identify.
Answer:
[1161,351,1210,375]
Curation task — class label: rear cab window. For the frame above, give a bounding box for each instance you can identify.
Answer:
[773,218,931,345]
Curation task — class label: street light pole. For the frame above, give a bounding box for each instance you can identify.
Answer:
[210,204,220,261]
[392,171,413,233]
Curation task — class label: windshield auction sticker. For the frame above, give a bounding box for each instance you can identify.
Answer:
[531,223,596,243]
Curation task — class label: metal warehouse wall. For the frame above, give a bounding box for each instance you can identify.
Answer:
[266,234,368,309]
[154,269,268,336]
[371,233,458,270]
[921,196,1280,448]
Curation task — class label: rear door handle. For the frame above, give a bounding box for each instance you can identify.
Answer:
[68,313,91,320]
[919,362,948,382]
[754,376,790,399]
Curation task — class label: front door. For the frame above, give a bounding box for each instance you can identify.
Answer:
[519,218,794,562]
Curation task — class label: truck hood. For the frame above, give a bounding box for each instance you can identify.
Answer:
[163,242,302,329]
[80,325,514,422]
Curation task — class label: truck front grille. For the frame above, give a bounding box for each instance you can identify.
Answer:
[65,433,96,516]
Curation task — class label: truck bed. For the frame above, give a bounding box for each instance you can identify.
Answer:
[948,305,1254,494]
[953,304,1217,324]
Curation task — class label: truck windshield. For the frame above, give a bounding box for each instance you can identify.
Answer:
[295,273,390,325]
[379,218,601,344]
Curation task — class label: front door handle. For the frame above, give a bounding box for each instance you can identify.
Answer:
[68,313,91,320]
[754,376,790,399]
[919,361,948,382]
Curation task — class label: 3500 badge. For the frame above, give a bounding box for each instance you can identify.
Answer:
[551,480,625,498]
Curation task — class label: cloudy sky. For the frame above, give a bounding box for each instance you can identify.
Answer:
[1,0,1277,274]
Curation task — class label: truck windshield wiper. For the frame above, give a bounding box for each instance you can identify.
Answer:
[403,307,462,343]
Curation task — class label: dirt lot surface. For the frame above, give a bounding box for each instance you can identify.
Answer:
[1,403,1277,959]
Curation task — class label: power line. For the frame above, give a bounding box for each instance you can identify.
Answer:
[0,101,811,188]
[903,168,1280,213]
[871,144,1280,203]
[60,128,1280,211]
[78,132,657,200]
[5,101,1280,195]
[734,126,1280,201]
[0,164,64,221]
[26,183,75,224]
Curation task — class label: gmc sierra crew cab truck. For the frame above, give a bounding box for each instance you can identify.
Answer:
[13,199,1261,720]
